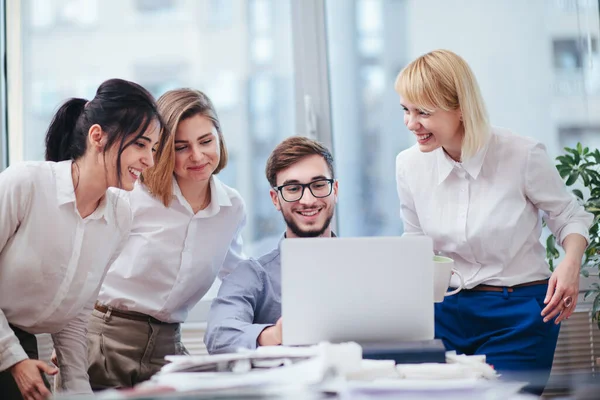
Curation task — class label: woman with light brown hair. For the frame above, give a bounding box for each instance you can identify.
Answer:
[86,88,247,389]
[394,49,592,394]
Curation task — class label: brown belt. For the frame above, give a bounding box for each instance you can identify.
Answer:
[466,279,549,293]
[94,303,174,325]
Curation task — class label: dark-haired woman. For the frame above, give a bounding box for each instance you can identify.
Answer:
[0,78,166,399]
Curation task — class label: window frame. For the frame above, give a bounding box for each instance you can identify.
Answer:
[0,0,7,169]
[5,0,23,166]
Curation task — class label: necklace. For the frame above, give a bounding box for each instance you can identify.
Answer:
[191,187,211,213]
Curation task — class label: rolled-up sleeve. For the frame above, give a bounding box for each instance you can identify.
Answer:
[0,310,28,373]
[525,143,593,245]
[205,261,272,354]
[396,153,424,235]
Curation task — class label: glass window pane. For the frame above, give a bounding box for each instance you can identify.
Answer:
[326,0,600,237]
[19,0,295,255]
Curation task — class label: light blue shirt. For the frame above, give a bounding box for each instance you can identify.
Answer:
[205,244,282,354]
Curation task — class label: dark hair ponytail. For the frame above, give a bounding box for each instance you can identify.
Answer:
[45,98,87,162]
[42,78,168,189]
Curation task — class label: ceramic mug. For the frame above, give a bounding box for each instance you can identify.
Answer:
[433,255,465,303]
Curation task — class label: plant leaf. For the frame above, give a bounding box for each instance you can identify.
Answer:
[581,171,590,187]
[558,167,572,179]
[566,148,581,164]
[556,155,574,167]
[572,189,584,200]
[566,171,579,186]
[593,294,600,315]
[584,290,596,300]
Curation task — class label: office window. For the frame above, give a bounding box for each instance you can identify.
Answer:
[559,126,600,150]
[135,0,176,13]
[551,0,598,13]
[15,0,295,255]
[28,0,98,29]
[553,38,598,70]
[208,0,234,28]
[326,0,600,237]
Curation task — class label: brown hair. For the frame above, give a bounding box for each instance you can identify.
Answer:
[142,88,228,206]
[265,136,335,187]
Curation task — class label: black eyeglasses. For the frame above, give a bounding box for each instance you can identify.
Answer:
[274,179,335,202]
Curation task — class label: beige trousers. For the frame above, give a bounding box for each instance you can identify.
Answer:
[87,308,188,390]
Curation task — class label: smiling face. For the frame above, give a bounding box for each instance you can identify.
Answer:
[401,97,464,160]
[270,154,338,238]
[102,119,160,191]
[173,113,220,185]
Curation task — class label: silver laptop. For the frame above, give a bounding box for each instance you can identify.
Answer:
[281,236,434,346]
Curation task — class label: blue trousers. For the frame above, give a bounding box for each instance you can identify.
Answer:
[435,284,560,395]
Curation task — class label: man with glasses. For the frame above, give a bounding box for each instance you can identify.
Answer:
[205,136,338,354]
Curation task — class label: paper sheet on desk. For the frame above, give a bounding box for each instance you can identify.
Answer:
[141,356,334,393]
[138,342,360,394]
[343,380,526,400]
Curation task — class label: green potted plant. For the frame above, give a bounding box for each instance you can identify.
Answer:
[546,143,600,329]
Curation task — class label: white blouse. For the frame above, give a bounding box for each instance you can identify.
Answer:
[98,175,247,323]
[396,127,592,289]
[0,160,131,394]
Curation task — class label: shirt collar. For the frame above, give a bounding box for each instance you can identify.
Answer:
[55,160,110,223]
[55,160,76,206]
[88,195,111,224]
[172,175,233,217]
[435,139,491,185]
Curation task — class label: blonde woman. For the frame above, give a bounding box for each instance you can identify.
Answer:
[87,89,246,389]
[394,49,592,394]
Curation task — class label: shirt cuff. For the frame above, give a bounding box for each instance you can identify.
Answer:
[245,323,274,350]
[558,225,590,246]
[0,343,29,373]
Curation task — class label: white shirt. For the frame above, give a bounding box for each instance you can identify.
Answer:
[396,127,592,288]
[98,175,246,323]
[0,161,131,394]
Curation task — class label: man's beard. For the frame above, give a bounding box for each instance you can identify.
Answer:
[282,207,334,238]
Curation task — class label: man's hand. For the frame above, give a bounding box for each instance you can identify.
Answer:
[257,318,283,346]
[50,350,57,366]
[10,359,58,400]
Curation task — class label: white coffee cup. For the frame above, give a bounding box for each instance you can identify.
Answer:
[433,255,464,303]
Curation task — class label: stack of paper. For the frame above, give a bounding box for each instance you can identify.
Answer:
[127,342,361,395]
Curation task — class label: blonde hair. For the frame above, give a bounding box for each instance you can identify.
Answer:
[394,49,490,160]
[142,88,228,206]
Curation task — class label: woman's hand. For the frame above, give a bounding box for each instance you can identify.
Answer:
[10,359,58,400]
[541,256,580,324]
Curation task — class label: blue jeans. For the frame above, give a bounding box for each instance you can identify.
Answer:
[435,283,560,395]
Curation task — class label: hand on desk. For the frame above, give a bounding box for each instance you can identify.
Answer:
[258,318,283,346]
